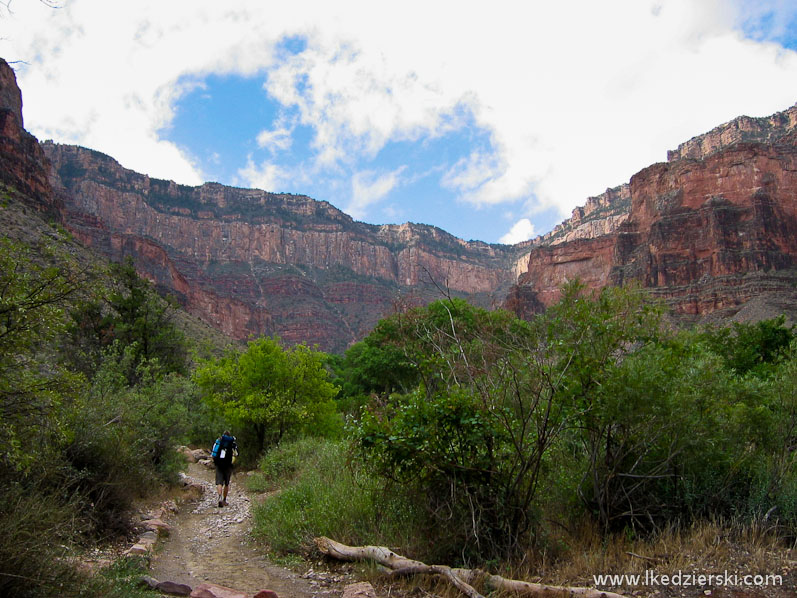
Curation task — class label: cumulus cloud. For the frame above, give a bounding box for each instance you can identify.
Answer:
[237,158,288,192]
[4,0,797,236]
[347,167,405,220]
[500,219,536,245]
[256,126,293,153]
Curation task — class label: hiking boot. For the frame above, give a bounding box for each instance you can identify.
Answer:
[218,499,223,508]
[222,499,228,507]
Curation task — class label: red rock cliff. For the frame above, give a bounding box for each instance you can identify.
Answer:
[0,59,53,210]
[512,104,797,322]
[41,143,519,352]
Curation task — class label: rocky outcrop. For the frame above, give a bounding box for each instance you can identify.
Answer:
[510,105,797,322]
[40,143,520,352]
[536,184,631,247]
[0,59,53,210]
[667,105,797,162]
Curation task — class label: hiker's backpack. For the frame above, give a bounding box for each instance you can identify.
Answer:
[211,434,236,462]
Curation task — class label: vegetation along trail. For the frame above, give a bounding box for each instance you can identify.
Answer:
[150,461,329,597]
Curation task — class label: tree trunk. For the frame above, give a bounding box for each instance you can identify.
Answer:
[314,537,628,598]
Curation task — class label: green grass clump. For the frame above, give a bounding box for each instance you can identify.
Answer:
[251,437,426,555]
[86,557,155,598]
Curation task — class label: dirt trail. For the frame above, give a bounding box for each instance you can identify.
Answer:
[150,462,334,597]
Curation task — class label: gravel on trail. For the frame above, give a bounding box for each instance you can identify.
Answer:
[149,461,346,597]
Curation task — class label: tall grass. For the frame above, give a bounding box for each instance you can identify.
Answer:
[250,437,429,556]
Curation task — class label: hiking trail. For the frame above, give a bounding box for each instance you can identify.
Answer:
[149,461,346,597]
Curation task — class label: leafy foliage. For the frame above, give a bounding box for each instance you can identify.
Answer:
[195,337,340,452]
[345,282,797,562]
[63,257,188,382]
[0,238,84,469]
[0,239,200,595]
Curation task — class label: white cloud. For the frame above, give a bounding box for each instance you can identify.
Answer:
[256,126,293,153]
[348,168,405,220]
[4,0,797,236]
[237,157,288,192]
[500,219,536,244]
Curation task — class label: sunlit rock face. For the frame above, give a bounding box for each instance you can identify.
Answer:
[509,105,797,323]
[0,60,53,210]
[40,142,520,352]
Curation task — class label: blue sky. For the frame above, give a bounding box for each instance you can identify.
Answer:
[4,1,797,244]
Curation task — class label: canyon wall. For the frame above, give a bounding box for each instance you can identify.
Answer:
[511,105,797,323]
[41,142,519,352]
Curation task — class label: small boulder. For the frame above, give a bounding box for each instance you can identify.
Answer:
[156,580,193,596]
[253,591,279,598]
[191,448,209,461]
[190,582,248,598]
[178,446,198,462]
[125,543,149,556]
[142,517,171,534]
[181,481,204,500]
[198,458,213,468]
[139,575,160,589]
[342,582,377,598]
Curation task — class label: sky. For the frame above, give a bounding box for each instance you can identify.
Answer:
[3,1,797,244]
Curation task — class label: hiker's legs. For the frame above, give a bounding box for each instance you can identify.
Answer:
[222,482,229,503]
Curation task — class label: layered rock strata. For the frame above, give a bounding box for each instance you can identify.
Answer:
[41,143,519,352]
[0,60,53,210]
[511,105,797,322]
[3,54,797,349]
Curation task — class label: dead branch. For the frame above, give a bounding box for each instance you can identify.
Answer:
[315,537,628,598]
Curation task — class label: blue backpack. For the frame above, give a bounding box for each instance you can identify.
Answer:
[211,434,236,462]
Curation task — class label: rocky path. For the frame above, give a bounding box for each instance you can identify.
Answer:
[149,461,340,598]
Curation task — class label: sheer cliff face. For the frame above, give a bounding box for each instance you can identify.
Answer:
[41,143,518,352]
[0,61,52,208]
[512,105,797,322]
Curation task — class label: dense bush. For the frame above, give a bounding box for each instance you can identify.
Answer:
[344,283,797,563]
[0,239,201,595]
[250,437,428,556]
[194,337,341,453]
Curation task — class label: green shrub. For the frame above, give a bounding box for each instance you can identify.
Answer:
[251,437,427,557]
[0,480,87,598]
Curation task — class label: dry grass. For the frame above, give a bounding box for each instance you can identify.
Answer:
[317,517,797,598]
[511,517,797,597]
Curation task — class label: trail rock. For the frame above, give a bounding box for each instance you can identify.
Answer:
[190,582,247,598]
[192,448,210,461]
[139,575,160,589]
[342,581,377,598]
[178,446,198,462]
[157,580,193,596]
[253,591,279,598]
[143,517,171,534]
[125,543,149,555]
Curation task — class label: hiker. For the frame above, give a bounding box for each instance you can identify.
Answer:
[211,431,238,508]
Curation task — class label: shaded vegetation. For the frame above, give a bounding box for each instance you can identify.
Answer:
[0,230,213,597]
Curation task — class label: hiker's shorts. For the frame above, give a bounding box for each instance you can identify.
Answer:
[215,461,233,486]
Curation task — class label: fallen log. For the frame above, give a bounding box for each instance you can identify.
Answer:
[314,537,628,598]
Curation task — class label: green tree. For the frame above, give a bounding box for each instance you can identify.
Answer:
[63,258,188,381]
[354,284,668,560]
[0,238,83,469]
[194,337,339,452]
